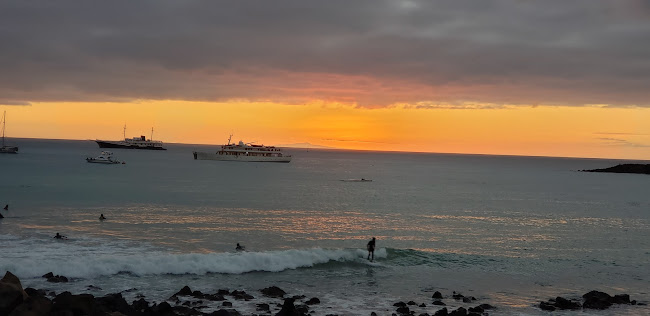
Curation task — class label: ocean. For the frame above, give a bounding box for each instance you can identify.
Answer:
[1,138,649,315]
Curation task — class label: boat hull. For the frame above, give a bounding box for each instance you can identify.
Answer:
[96,140,166,150]
[0,146,18,154]
[193,151,291,163]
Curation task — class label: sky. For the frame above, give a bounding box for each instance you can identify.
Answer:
[1,0,649,159]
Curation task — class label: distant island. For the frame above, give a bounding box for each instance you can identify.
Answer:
[582,164,650,175]
[278,142,335,149]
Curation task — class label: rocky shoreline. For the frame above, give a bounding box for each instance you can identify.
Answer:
[1,271,646,315]
[581,163,650,175]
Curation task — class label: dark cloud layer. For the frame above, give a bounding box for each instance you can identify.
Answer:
[1,0,649,107]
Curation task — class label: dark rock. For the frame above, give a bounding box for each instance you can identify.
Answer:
[261,286,287,298]
[433,307,448,316]
[217,289,230,295]
[86,285,102,291]
[276,298,304,316]
[152,301,174,315]
[172,285,193,297]
[9,295,52,316]
[613,294,631,304]
[407,300,417,305]
[583,290,612,302]
[47,275,69,283]
[305,297,320,305]
[478,303,494,310]
[468,306,483,313]
[582,291,613,310]
[418,314,430,316]
[462,297,473,303]
[295,304,309,314]
[393,302,407,307]
[555,296,581,310]
[432,291,443,299]
[419,303,426,307]
[231,290,254,300]
[431,301,446,306]
[371,313,378,316]
[173,305,204,315]
[131,298,149,311]
[52,292,101,316]
[208,310,237,316]
[582,164,650,175]
[256,303,270,311]
[42,272,54,279]
[24,288,47,298]
[292,294,306,300]
[0,272,29,315]
[539,301,555,311]
[96,293,134,315]
[222,301,232,307]
[449,307,467,316]
[396,306,410,315]
[452,292,464,300]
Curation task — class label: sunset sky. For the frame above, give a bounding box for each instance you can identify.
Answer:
[1,1,649,159]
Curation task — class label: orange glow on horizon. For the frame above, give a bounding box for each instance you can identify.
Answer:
[1,100,649,160]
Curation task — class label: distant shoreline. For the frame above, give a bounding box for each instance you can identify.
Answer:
[582,164,650,175]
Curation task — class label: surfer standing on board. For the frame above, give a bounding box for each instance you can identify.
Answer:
[367,237,376,261]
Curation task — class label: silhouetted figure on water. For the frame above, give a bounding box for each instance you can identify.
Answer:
[3,204,8,211]
[236,243,245,251]
[99,214,106,220]
[0,212,3,219]
[367,237,376,261]
[54,233,67,240]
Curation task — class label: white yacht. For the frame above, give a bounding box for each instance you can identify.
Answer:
[1,111,18,154]
[95,125,166,150]
[86,151,124,164]
[193,135,291,163]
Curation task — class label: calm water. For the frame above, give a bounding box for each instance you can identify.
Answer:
[1,138,649,315]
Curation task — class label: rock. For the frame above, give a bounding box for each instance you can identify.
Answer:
[0,271,29,315]
[478,303,494,310]
[407,301,417,305]
[41,272,54,279]
[419,303,426,307]
[276,298,304,316]
[554,296,581,310]
[432,291,443,299]
[9,296,52,316]
[449,307,467,316]
[613,294,631,304]
[172,285,193,298]
[217,289,230,295]
[230,290,254,300]
[371,313,377,316]
[52,292,100,315]
[24,288,47,298]
[256,303,270,311]
[462,297,473,303]
[305,297,320,305]
[131,298,149,311]
[582,291,613,310]
[418,313,430,316]
[222,301,232,307]
[96,293,135,315]
[396,306,410,315]
[582,164,650,175]
[208,309,239,316]
[393,302,407,307]
[261,286,287,298]
[46,275,69,283]
[467,306,483,313]
[539,301,555,311]
[431,301,446,306]
[295,304,309,314]
[433,307,448,316]
[452,292,464,300]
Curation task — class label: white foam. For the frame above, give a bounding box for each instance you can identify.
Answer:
[0,237,388,280]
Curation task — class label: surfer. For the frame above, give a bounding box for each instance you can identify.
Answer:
[99,214,106,220]
[236,243,245,251]
[54,233,67,240]
[367,237,376,261]
[3,204,7,211]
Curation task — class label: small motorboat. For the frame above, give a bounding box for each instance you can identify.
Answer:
[86,151,124,164]
[340,178,373,182]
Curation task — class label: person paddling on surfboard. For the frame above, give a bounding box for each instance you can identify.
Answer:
[367,237,376,261]
[236,243,245,251]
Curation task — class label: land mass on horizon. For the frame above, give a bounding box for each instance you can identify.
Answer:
[582,164,650,175]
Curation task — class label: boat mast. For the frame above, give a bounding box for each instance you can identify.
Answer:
[123,124,126,140]
[227,134,232,145]
[151,127,154,141]
[1,111,5,147]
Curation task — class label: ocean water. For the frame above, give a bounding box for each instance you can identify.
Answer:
[1,138,649,315]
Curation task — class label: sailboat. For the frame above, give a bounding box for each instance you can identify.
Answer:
[1,111,18,154]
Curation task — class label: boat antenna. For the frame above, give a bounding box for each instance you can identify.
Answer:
[227,134,233,145]
[123,124,126,140]
[151,127,154,141]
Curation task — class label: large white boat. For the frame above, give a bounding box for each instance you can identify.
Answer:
[1,111,18,154]
[86,151,124,164]
[95,125,166,150]
[193,136,291,163]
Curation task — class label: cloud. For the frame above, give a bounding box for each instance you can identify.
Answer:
[1,0,649,107]
[0,100,31,106]
[597,137,650,147]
